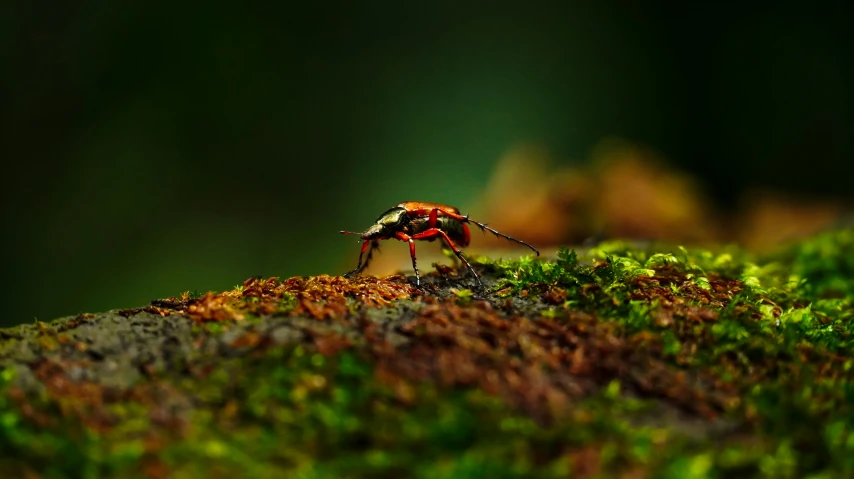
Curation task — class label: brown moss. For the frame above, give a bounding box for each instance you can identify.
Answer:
[133,274,422,324]
[357,297,737,426]
[21,359,190,437]
[628,266,747,315]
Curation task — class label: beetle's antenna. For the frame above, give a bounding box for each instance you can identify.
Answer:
[340,230,365,243]
[465,219,540,256]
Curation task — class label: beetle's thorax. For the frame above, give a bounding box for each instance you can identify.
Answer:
[363,206,410,239]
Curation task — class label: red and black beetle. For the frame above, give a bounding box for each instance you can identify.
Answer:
[340,201,540,288]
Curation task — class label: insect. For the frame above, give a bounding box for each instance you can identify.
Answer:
[340,201,540,289]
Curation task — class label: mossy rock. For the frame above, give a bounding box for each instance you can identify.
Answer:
[2,229,853,478]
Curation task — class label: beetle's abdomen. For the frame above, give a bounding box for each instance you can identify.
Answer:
[410,216,471,247]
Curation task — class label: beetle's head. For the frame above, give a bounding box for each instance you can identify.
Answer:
[340,207,408,240]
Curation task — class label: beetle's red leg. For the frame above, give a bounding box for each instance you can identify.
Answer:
[428,208,439,228]
[440,236,462,266]
[411,228,484,289]
[429,208,460,262]
[394,232,422,287]
[343,239,380,278]
[432,208,540,256]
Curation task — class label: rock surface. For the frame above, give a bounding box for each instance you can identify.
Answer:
[2,233,853,478]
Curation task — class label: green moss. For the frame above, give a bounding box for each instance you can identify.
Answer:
[193,321,231,335]
[0,369,94,478]
[1,346,683,478]
[452,288,475,305]
[482,229,854,477]
[279,292,298,313]
[167,349,706,478]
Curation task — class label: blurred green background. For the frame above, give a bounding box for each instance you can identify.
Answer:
[2,1,852,327]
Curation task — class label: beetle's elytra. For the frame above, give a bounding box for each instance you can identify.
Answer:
[340,201,539,289]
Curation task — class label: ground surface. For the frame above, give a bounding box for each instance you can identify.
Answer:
[1,230,853,478]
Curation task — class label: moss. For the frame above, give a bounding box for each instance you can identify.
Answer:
[1,228,853,477]
[0,347,687,478]
[484,228,854,476]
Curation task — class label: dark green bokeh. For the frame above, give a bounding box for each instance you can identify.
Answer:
[3,1,852,326]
